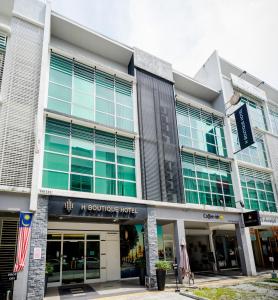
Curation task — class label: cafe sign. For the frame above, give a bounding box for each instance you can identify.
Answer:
[49,196,146,219]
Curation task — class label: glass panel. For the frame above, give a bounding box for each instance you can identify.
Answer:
[117,151,135,166]
[47,234,62,240]
[71,157,93,175]
[95,161,116,178]
[118,166,135,181]
[48,98,71,115]
[49,83,72,102]
[116,92,132,106]
[186,191,199,204]
[96,146,115,162]
[95,178,116,195]
[117,118,134,131]
[96,97,114,114]
[71,137,93,158]
[50,68,72,87]
[43,170,68,190]
[62,241,84,284]
[118,181,137,197]
[45,134,69,154]
[95,111,114,127]
[46,241,61,283]
[86,241,100,279]
[96,85,114,101]
[63,234,85,240]
[44,152,69,172]
[71,174,93,192]
[87,235,100,240]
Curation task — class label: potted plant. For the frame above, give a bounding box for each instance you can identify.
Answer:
[155,260,171,291]
[45,262,54,296]
[135,257,146,285]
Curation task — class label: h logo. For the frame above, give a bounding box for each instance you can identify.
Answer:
[64,199,73,213]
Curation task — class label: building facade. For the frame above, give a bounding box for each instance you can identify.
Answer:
[0,0,277,299]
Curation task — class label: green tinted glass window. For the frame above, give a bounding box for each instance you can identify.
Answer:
[71,137,93,158]
[43,118,136,197]
[96,146,115,162]
[49,83,72,102]
[43,170,68,190]
[118,181,136,197]
[239,167,276,212]
[44,152,69,172]
[176,102,227,157]
[71,157,93,175]
[48,98,71,115]
[48,53,134,132]
[71,174,93,192]
[95,178,116,195]
[95,162,115,178]
[182,152,234,207]
[45,134,69,154]
[50,68,72,87]
[118,166,135,181]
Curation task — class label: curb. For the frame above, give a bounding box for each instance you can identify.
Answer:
[180,291,209,300]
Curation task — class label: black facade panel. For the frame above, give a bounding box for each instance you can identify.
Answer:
[136,69,184,203]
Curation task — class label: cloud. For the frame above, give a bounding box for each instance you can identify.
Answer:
[51,0,278,88]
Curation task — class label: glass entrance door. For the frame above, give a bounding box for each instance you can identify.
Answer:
[62,239,84,284]
[46,233,101,286]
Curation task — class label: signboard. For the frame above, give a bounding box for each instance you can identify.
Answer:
[243,210,261,227]
[234,103,255,151]
[33,247,42,260]
[8,272,17,281]
[48,197,147,220]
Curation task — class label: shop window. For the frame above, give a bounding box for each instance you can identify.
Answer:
[120,224,144,278]
[269,105,278,135]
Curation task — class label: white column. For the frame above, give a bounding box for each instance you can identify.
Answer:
[235,224,256,276]
[208,231,218,272]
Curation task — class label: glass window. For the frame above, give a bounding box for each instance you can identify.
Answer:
[71,174,93,192]
[176,102,227,157]
[47,53,134,132]
[43,170,68,190]
[45,134,69,154]
[43,118,136,197]
[95,161,115,178]
[118,181,137,197]
[95,178,116,195]
[71,157,93,175]
[269,105,278,135]
[118,165,136,181]
[232,124,268,167]
[44,152,69,172]
[239,167,276,212]
[71,137,93,158]
[182,152,234,207]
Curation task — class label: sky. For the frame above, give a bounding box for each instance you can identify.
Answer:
[52,0,278,89]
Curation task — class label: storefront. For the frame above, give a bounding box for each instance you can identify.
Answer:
[47,196,147,286]
[249,213,278,269]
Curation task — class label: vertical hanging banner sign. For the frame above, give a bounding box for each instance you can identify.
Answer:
[14,212,33,272]
[234,103,255,151]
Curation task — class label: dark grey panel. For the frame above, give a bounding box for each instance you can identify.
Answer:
[136,69,184,203]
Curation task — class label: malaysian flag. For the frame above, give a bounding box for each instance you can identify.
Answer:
[14,212,33,272]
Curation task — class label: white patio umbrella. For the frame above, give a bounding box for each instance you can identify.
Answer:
[179,237,191,279]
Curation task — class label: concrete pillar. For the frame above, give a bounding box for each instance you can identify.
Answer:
[174,219,185,283]
[26,197,48,299]
[208,232,218,272]
[144,207,158,288]
[235,224,256,276]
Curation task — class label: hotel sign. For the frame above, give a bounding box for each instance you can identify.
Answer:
[234,103,255,151]
[48,196,147,220]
